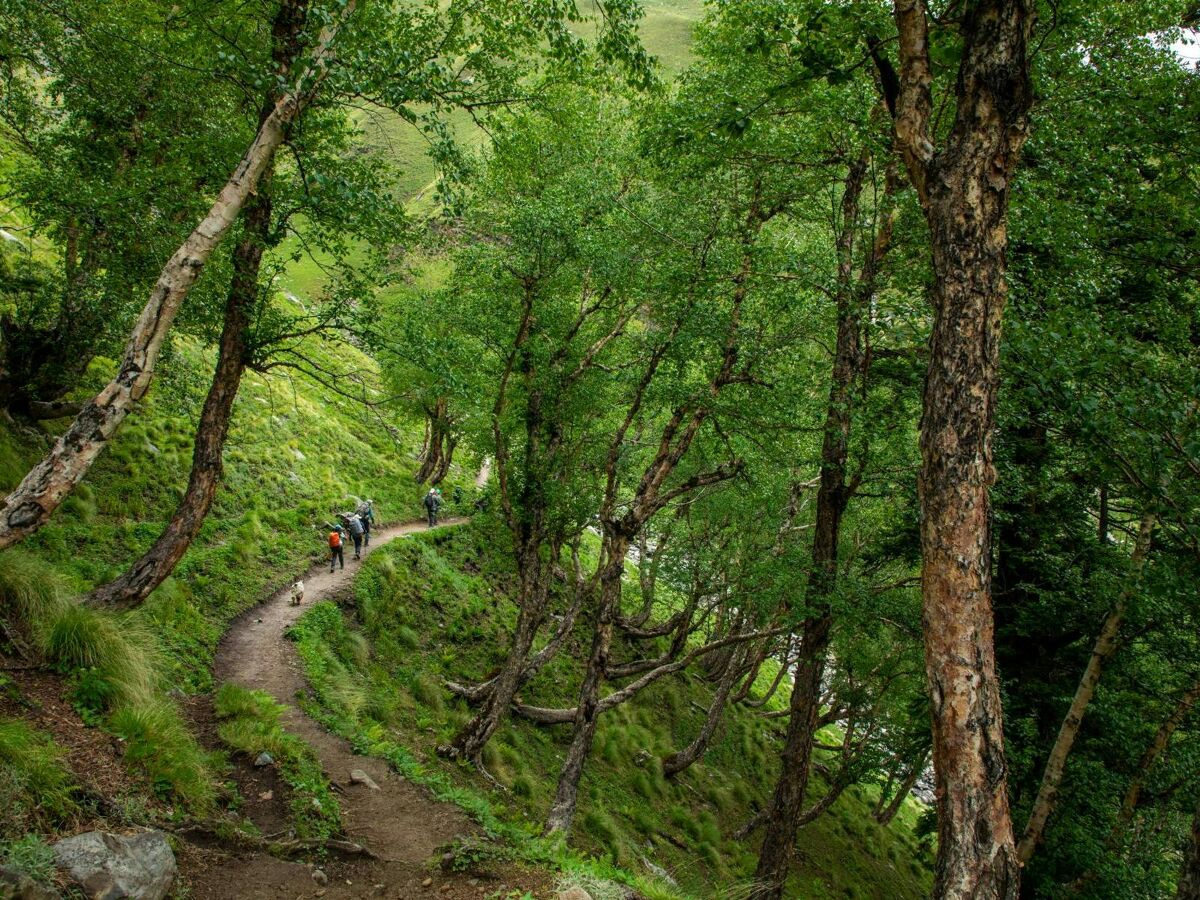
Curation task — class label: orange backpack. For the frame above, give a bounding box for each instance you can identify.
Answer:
[328,530,342,548]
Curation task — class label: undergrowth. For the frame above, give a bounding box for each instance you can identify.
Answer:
[0,718,77,838]
[0,308,472,832]
[288,524,934,899]
[213,684,340,840]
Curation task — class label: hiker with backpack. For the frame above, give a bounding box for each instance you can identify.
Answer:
[423,487,441,528]
[346,511,365,560]
[357,499,374,547]
[328,524,345,572]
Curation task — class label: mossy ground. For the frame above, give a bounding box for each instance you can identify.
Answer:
[289,523,934,899]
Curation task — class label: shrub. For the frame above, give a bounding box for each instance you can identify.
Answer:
[0,834,56,885]
[109,702,216,812]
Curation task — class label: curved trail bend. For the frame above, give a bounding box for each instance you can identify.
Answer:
[188,517,537,899]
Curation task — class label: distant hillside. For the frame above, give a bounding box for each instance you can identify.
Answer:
[354,0,707,201]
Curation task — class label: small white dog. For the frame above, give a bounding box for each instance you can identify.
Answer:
[289,580,305,607]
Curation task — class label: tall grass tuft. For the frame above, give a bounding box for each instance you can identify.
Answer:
[0,719,77,837]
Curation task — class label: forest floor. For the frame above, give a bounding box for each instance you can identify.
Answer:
[179,517,556,900]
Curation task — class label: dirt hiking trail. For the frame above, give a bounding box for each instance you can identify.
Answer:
[181,518,552,900]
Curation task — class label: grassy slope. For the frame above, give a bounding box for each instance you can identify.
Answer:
[351,0,706,207]
[289,525,934,900]
[0,290,476,835]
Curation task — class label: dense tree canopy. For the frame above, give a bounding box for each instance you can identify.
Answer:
[0,0,1197,898]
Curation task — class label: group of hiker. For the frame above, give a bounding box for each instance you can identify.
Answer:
[324,487,464,573]
[326,499,375,573]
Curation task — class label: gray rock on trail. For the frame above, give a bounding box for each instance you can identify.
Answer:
[311,869,329,887]
[53,830,176,900]
[349,769,381,791]
[253,751,274,767]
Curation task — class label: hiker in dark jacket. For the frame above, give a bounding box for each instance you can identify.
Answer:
[357,500,374,546]
[347,512,365,559]
[423,488,441,528]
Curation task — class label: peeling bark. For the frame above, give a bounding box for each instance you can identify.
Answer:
[886,2,1035,897]
[82,0,311,611]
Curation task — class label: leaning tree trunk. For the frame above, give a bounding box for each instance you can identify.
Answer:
[1110,676,1200,845]
[886,2,1035,897]
[750,151,870,900]
[0,0,354,552]
[876,749,930,826]
[750,612,833,900]
[662,640,745,777]
[545,534,629,836]
[85,191,271,609]
[1178,798,1200,900]
[84,0,310,611]
[442,549,554,761]
[1015,511,1156,862]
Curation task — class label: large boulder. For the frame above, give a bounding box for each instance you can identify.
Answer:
[53,831,176,900]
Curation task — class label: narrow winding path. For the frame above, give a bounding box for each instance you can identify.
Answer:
[183,518,547,899]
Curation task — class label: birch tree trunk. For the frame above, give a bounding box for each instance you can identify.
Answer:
[750,146,893,900]
[83,0,312,611]
[1015,511,1157,862]
[876,750,930,826]
[886,3,1035,896]
[661,640,744,777]
[442,556,552,762]
[0,0,355,551]
[544,536,628,835]
[1109,676,1200,844]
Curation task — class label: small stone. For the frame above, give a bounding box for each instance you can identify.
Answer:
[349,769,381,791]
[557,888,593,900]
[312,869,328,886]
[440,885,452,893]
[258,790,273,801]
[253,752,274,767]
[314,892,325,898]
[422,877,433,887]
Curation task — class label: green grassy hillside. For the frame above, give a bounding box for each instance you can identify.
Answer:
[0,298,475,838]
[352,0,707,204]
[288,524,935,899]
